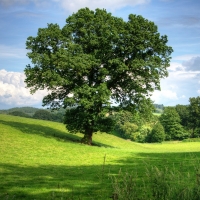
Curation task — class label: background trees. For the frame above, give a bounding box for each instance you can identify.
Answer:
[8,111,31,118]
[24,8,173,144]
[3,96,200,143]
[147,122,165,143]
[33,109,54,121]
[159,107,189,140]
[175,104,189,128]
[188,96,200,137]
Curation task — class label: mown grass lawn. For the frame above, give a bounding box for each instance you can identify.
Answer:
[0,114,200,199]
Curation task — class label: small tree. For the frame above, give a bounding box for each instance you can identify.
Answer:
[112,110,134,137]
[148,122,165,143]
[188,96,200,137]
[33,109,53,121]
[160,107,188,140]
[175,104,189,129]
[24,8,173,145]
[120,122,139,141]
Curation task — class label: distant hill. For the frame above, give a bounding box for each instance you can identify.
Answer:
[0,107,39,116]
[0,107,66,122]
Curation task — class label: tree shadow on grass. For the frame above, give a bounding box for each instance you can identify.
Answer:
[0,119,81,143]
[0,119,114,148]
[0,162,117,200]
[1,151,200,199]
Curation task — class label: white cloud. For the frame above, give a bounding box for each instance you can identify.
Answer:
[182,56,200,71]
[0,69,47,109]
[151,89,178,103]
[168,62,185,72]
[151,55,200,106]
[53,0,150,13]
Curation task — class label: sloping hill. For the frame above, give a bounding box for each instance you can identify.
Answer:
[1,114,200,199]
[0,107,39,116]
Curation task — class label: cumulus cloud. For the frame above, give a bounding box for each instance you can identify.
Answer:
[152,89,178,103]
[151,56,200,106]
[168,62,185,72]
[182,56,200,71]
[0,69,47,109]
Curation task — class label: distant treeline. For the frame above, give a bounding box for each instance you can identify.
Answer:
[1,100,200,143]
[153,104,164,113]
[0,107,65,123]
[0,104,164,123]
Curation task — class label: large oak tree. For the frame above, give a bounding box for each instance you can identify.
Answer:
[25,8,173,145]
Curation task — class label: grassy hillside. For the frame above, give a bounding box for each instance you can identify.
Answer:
[1,114,200,199]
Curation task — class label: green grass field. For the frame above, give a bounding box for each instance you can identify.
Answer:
[1,114,200,199]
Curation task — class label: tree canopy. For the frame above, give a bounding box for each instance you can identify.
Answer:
[24,8,173,144]
[188,96,200,137]
[160,107,188,140]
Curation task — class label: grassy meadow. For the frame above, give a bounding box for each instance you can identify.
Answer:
[0,114,200,199]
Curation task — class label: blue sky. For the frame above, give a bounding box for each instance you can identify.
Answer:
[0,0,200,109]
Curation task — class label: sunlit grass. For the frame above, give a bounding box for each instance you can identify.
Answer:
[1,114,200,199]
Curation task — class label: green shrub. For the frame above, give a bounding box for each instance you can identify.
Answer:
[137,126,151,143]
[147,122,165,143]
[160,107,189,140]
[120,122,139,141]
[33,109,53,121]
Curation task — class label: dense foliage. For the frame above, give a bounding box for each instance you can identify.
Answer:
[24,8,173,144]
[175,104,189,127]
[188,96,200,137]
[33,109,54,121]
[160,107,189,140]
[147,122,165,143]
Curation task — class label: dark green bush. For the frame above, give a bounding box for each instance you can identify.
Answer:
[147,122,165,143]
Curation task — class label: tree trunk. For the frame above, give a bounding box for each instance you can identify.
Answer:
[81,126,93,145]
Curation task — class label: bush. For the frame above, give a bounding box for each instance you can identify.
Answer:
[33,109,53,121]
[137,126,151,143]
[147,122,165,143]
[120,122,139,141]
